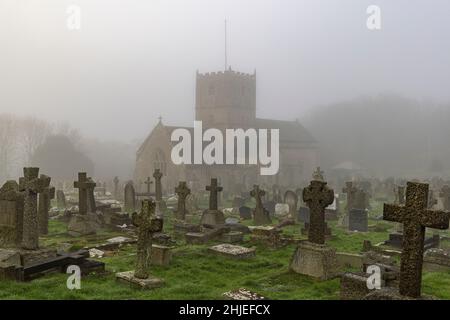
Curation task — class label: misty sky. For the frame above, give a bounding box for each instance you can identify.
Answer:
[1,0,449,142]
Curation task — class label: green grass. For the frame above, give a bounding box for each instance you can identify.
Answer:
[1,200,450,300]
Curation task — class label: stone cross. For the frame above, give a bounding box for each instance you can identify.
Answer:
[206,178,222,211]
[153,169,163,202]
[175,181,191,220]
[19,168,49,250]
[440,185,450,211]
[303,180,334,244]
[383,182,449,298]
[132,199,163,279]
[312,167,324,182]
[74,172,95,215]
[342,182,357,211]
[144,177,153,194]
[38,174,55,235]
[251,185,271,225]
[113,176,119,200]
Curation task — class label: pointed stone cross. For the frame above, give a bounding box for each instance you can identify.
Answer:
[175,181,191,220]
[303,180,334,244]
[132,199,163,279]
[440,185,450,211]
[206,178,222,210]
[153,169,163,202]
[144,177,153,194]
[342,181,357,211]
[38,174,55,235]
[383,182,449,298]
[19,167,50,250]
[74,172,95,215]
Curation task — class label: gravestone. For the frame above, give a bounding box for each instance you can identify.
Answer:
[348,208,368,232]
[284,190,298,217]
[239,206,252,220]
[272,185,282,203]
[56,190,66,209]
[19,168,49,250]
[116,199,164,289]
[68,173,100,236]
[297,206,310,223]
[290,172,338,280]
[0,181,24,246]
[200,178,225,226]
[232,197,245,208]
[341,182,357,226]
[439,185,450,211]
[366,182,449,299]
[185,193,198,213]
[37,175,55,235]
[251,185,271,225]
[174,182,190,220]
[124,181,136,213]
[113,176,119,200]
[144,177,153,194]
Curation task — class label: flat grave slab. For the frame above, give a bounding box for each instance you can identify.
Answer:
[116,271,164,290]
[208,244,255,259]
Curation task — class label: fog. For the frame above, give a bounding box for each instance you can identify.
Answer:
[1,0,450,181]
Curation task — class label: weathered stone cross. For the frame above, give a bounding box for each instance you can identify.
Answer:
[19,167,50,250]
[250,185,265,210]
[383,182,450,298]
[342,181,357,211]
[206,178,222,210]
[144,177,153,194]
[38,174,55,235]
[439,185,450,211]
[132,199,163,279]
[175,181,191,220]
[303,180,334,244]
[74,172,95,215]
[153,169,163,202]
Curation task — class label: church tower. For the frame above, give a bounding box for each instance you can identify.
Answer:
[195,68,256,129]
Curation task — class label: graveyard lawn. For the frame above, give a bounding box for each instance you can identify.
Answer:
[0,210,450,300]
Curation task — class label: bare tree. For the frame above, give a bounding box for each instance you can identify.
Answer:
[0,114,20,181]
[20,116,52,166]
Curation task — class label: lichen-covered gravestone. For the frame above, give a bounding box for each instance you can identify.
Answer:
[251,185,271,225]
[0,181,24,246]
[340,181,357,227]
[290,170,338,280]
[116,199,164,289]
[365,182,449,299]
[19,168,50,250]
[200,178,225,225]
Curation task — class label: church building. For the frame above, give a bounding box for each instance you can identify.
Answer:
[134,68,319,194]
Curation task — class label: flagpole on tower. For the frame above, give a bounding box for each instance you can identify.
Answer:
[224,19,228,71]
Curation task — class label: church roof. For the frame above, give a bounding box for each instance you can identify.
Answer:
[254,118,317,143]
[137,119,316,157]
